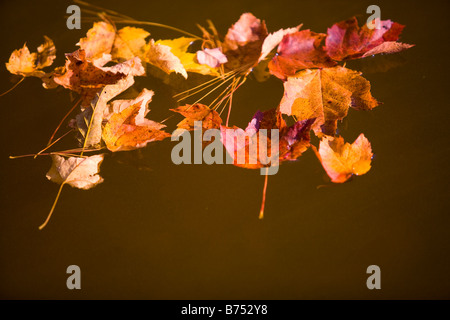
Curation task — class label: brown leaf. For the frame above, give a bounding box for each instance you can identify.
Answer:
[46,154,105,190]
[170,104,222,131]
[268,30,336,80]
[317,134,372,183]
[77,22,150,62]
[6,36,56,78]
[279,66,379,135]
[325,17,413,60]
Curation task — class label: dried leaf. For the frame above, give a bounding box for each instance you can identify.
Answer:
[196,48,228,68]
[222,13,268,72]
[268,30,336,80]
[259,26,301,63]
[144,39,188,79]
[317,134,372,183]
[6,36,56,77]
[325,17,413,60]
[46,154,105,190]
[170,104,222,131]
[279,66,379,135]
[220,109,312,168]
[53,50,144,107]
[102,90,170,151]
[77,22,150,62]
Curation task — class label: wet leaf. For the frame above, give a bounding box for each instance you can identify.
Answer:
[102,90,170,151]
[279,66,379,135]
[46,154,105,190]
[77,22,150,62]
[6,36,56,78]
[53,50,144,107]
[317,133,372,183]
[325,17,413,60]
[196,48,228,68]
[144,39,188,79]
[220,109,313,168]
[268,30,336,80]
[222,13,268,73]
[170,104,222,131]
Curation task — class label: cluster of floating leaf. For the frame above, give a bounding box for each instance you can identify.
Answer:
[5,9,413,229]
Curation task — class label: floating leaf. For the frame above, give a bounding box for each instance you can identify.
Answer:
[317,134,372,183]
[269,30,336,80]
[171,104,222,131]
[279,66,379,135]
[220,109,313,168]
[6,36,56,78]
[46,154,105,190]
[196,48,228,68]
[102,90,170,151]
[325,17,413,60]
[222,13,268,73]
[77,22,150,62]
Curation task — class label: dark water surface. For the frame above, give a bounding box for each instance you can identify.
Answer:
[0,0,449,299]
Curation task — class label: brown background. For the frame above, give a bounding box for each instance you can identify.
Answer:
[0,0,449,299]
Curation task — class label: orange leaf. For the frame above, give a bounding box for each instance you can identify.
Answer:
[102,90,170,152]
[170,104,222,131]
[279,66,379,135]
[317,134,373,183]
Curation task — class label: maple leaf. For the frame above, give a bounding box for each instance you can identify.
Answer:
[220,108,313,169]
[279,66,379,135]
[53,49,144,107]
[259,26,301,63]
[268,30,336,80]
[102,89,170,152]
[77,21,150,62]
[222,13,268,72]
[170,104,222,131]
[46,154,105,190]
[148,37,220,77]
[325,17,414,61]
[317,134,372,183]
[196,48,228,68]
[6,36,56,78]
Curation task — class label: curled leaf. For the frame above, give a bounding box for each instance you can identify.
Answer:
[196,48,228,68]
[325,17,413,60]
[170,104,222,131]
[317,134,373,183]
[6,36,56,78]
[279,66,379,135]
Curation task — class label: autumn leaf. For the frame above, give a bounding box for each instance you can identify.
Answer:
[150,37,220,77]
[102,89,170,151]
[6,36,56,78]
[53,49,144,107]
[170,104,222,131]
[77,21,150,62]
[144,39,188,79]
[325,17,414,61]
[279,66,379,135]
[222,13,268,73]
[268,30,336,80]
[220,108,313,168]
[317,134,372,183]
[196,48,228,68]
[259,26,301,63]
[46,154,105,190]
